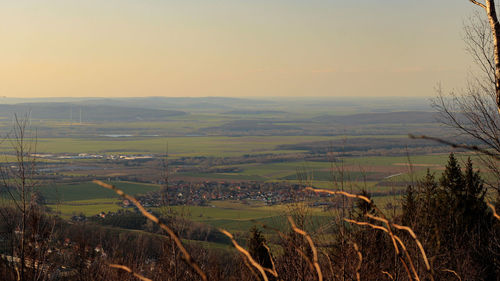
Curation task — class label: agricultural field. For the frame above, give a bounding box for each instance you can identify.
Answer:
[40,181,159,218]
[40,181,160,202]
[0,134,410,156]
[36,151,476,231]
[172,153,476,186]
[0,97,488,236]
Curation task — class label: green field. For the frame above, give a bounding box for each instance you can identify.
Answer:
[0,135,406,157]
[177,154,451,184]
[35,152,482,225]
[40,180,337,233]
[39,181,160,202]
[0,97,487,249]
[159,201,334,233]
[0,119,484,236]
[36,181,158,218]
[48,198,123,217]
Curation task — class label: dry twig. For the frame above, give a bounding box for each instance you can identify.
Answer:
[344,219,416,281]
[382,271,395,280]
[366,214,432,274]
[219,229,270,281]
[305,186,398,249]
[261,243,279,278]
[108,264,152,281]
[287,216,323,281]
[487,201,500,220]
[441,268,462,281]
[93,180,207,281]
[254,220,316,274]
[351,242,362,281]
[242,257,261,281]
[321,250,336,280]
[309,186,436,281]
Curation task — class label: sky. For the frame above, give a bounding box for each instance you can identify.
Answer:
[0,0,482,98]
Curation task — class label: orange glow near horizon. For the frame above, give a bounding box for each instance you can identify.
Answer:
[0,0,476,98]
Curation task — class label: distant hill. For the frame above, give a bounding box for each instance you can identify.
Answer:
[200,120,301,134]
[222,110,287,115]
[0,103,186,122]
[73,97,277,111]
[0,97,433,114]
[313,111,439,125]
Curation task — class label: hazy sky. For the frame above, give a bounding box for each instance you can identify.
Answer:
[0,0,481,98]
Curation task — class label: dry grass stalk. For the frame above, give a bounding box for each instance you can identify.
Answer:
[344,219,387,232]
[93,180,207,281]
[261,243,278,278]
[287,216,323,281]
[344,218,414,281]
[219,229,270,281]
[15,265,20,281]
[366,213,434,280]
[388,221,432,272]
[108,264,152,281]
[294,246,316,273]
[305,187,400,253]
[392,235,420,281]
[242,256,261,281]
[321,250,336,280]
[305,187,372,205]
[310,186,436,281]
[351,242,362,281]
[487,201,500,220]
[382,271,395,280]
[256,221,316,275]
[441,268,462,281]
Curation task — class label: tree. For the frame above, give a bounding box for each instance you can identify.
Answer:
[431,2,500,193]
[247,226,275,281]
[401,185,417,227]
[401,153,497,280]
[429,9,500,277]
[439,153,465,194]
[0,115,55,281]
[247,226,271,268]
[469,0,500,113]
[354,189,375,219]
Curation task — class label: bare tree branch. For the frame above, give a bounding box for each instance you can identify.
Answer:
[408,134,500,160]
[470,0,487,9]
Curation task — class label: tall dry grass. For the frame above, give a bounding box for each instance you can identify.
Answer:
[93,180,207,281]
[92,180,445,281]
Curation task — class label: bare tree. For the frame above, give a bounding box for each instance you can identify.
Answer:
[0,115,55,281]
[469,0,500,113]
[431,6,500,192]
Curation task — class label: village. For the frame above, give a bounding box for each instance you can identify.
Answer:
[134,180,324,207]
[69,180,336,223]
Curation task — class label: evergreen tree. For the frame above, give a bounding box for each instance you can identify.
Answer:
[463,157,485,201]
[460,158,495,279]
[439,153,464,195]
[403,153,497,280]
[247,226,275,280]
[419,169,438,195]
[402,169,441,247]
[401,185,417,227]
[355,189,375,219]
